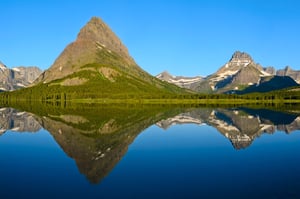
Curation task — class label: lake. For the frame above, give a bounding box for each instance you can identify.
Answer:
[0,104,300,199]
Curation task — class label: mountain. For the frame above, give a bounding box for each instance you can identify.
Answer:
[35,17,136,84]
[277,66,300,83]
[156,71,203,90]
[0,61,42,91]
[157,51,299,93]
[195,51,278,93]
[31,17,184,99]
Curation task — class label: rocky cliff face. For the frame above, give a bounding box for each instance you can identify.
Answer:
[0,61,42,91]
[12,66,42,87]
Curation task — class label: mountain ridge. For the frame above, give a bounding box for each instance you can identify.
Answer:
[157,51,299,93]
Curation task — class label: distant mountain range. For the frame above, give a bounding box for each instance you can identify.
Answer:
[0,61,42,91]
[157,51,300,93]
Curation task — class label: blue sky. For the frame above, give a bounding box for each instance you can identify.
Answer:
[1,0,300,76]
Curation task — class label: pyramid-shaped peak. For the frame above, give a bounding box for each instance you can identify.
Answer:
[34,16,137,84]
[77,17,110,40]
[77,17,130,58]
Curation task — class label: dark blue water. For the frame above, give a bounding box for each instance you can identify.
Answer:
[0,109,300,199]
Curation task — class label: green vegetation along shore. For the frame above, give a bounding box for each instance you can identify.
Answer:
[1,85,300,107]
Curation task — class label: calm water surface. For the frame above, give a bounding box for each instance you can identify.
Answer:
[0,106,300,199]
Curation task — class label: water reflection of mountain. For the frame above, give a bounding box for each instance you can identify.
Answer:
[26,105,183,184]
[2,104,300,184]
[0,108,41,135]
[157,108,300,149]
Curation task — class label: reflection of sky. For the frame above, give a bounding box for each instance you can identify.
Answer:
[132,124,231,150]
[1,129,54,147]
[0,124,299,199]
[0,129,89,199]
[104,124,300,199]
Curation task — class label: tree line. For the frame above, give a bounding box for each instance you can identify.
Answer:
[1,83,300,104]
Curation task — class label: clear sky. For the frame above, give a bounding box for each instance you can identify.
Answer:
[2,0,300,76]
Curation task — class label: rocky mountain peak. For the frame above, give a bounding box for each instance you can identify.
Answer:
[157,71,173,80]
[35,16,139,84]
[230,51,253,60]
[229,51,253,66]
[77,17,131,60]
[215,51,256,75]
